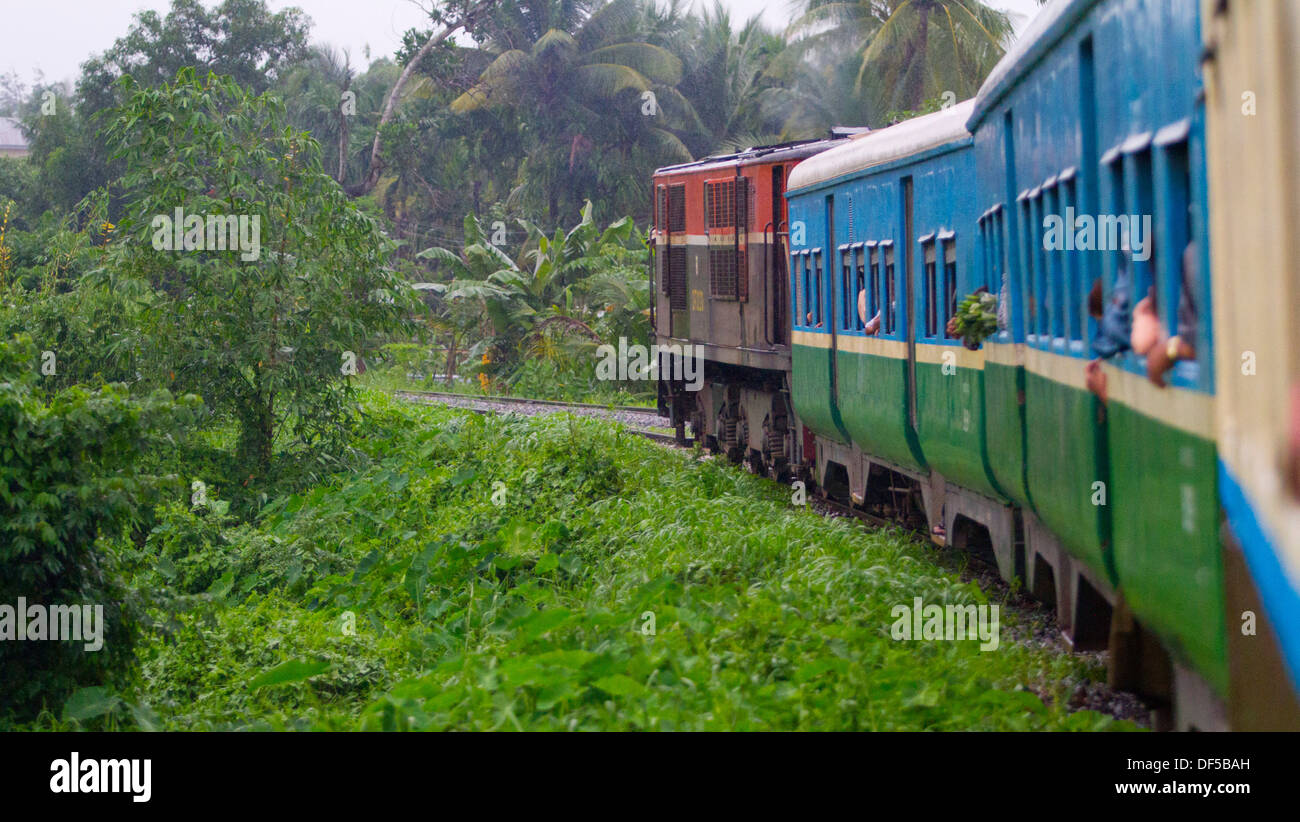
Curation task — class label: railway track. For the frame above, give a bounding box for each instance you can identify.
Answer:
[392,389,672,438]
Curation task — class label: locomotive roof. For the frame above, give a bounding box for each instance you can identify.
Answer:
[652,131,862,177]
[967,0,1086,129]
[786,99,975,193]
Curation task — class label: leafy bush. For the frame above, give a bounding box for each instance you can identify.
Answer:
[0,334,198,721]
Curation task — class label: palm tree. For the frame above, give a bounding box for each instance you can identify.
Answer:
[672,2,794,155]
[279,46,357,183]
[450,0,692,224]
[787,0,1014,122]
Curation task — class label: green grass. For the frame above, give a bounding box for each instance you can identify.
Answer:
[43,390,1135,731]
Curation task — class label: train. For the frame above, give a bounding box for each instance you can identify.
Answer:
[650,0,1300,731]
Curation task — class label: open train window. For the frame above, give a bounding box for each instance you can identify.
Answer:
[995,207,1009,335]
[1157,127,1193,342]
[921,235,938,337]
[941,232,957,336]
[1032,189,1049,342]
[1044,180,1065,342]
[1127,144,1156,308]
[882,241,896,334]
[839,245,853,331]
[1017,190,1037,342]
[1060,171,1083,345]
[1154,122,1201,381]
[812,249,824,327]
[867,243,880,326]
[1101,146,1126,348]
[798,251,810,328]
[853,244,866,331]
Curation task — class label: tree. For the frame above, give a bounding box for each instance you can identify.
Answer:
[354,0,501,196]
[279,46,358,183]
[787,0,1013,122]
[77,0,311,115]
[672,2,792,155]
[99,70,421,472]
[450,0,692,224]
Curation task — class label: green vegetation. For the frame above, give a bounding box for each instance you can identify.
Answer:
[0,0,1063,730]
[19,393,1132,731]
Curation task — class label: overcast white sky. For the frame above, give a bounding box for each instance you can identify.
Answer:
[0,0,1044,89]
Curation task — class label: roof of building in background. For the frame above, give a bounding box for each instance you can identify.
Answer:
[0,117,30,151]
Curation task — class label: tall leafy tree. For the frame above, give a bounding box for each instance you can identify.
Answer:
[77,0,311,114]
[98,70,420,471]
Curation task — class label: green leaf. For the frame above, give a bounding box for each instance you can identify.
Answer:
[593,674,647,698]
[62,687,120,722]
[207,570,235,598]
[534,552,559,573]
[248,659,331,691]
[513,608,572,641]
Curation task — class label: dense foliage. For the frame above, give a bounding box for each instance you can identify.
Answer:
[99,70,421,471]
[19,395,1132,731]
[0,0,1070,730]
[0,335,198,716]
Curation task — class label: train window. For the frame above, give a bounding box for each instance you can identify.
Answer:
[995,208,1009,334]
[812,249,824,327]
[1129,147,1156,308]
[1032,190,1050,340]
[791,252,804,328]
[883,243,896,334]
[1061,175,1084,344]
[868,244,880,325]
[840,246,853,331]
[943,237,957,335]
[667,184,686,233]
[854,246,866,331]
[795,252,806,329]
[656,185,666,232]
[922,237,938,337]
[1103,150,1126,341]
[1045,182,1065,341]
[1156,130,1196,365]
[791,252,800,327]
[1018,192,1036,341]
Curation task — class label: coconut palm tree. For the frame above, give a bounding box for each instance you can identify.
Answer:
[787,0,1014,123]
[672,2,794,155]
[279,46,357,183]
[450,0,692,224]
